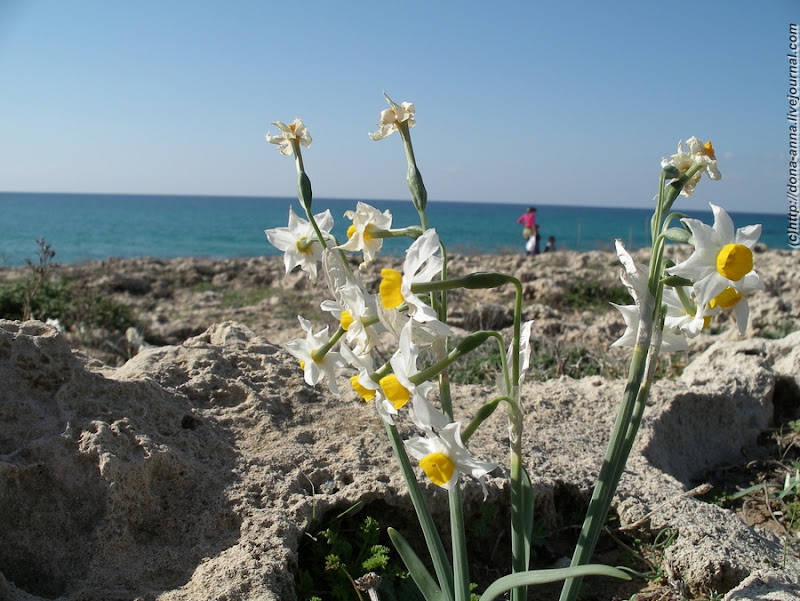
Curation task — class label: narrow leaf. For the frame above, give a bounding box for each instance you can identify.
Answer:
[521,464,535,570]
[384,423,454,599]
[480,564,631,601]
[388,527,444,601]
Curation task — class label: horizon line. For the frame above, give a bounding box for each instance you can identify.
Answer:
[0,190,786,216]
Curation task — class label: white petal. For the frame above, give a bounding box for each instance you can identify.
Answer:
[404,229,440,274]
[710,203,735,242]
[732,299,750,335]
[735,223,762,248]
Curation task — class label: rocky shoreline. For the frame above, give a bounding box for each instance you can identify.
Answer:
[1,247,799,600]
[1,246,797,368]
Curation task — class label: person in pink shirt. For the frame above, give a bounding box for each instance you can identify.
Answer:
[517,207,537,254]
[517,207,537,237]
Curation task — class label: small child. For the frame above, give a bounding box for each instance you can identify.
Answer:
[525,234,536,255]
[544,236,556,252]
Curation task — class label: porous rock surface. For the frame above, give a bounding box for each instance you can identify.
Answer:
[1,319,799,600]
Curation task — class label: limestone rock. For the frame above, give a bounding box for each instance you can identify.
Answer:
[1,320,800,600]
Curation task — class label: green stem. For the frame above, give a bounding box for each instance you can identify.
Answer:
[368,226,424,239]
[311,326,345,361]
[506,275,525,601]
[439,371,470,601]
[461,397,507,442]
[410,331,493,385]
[411,272,516,296]
[557,345,650,601]
[560,170,678,601]
[398,122,428,226]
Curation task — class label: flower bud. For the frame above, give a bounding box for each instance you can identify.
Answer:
[455,331,492,355]
[663,227,692,244]
[297,171,313,212]
[661,275,694,287]
[462,272,510,289]
[662,164,681,179]
[406,165,427,212]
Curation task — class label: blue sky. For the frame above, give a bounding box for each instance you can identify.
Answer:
[0,0,796,213]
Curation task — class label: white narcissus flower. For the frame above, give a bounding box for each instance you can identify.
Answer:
[701,271,763,335]
[340,344,379,399]
[369,93,416,141]
[661,136,721,197]
[265,206,333,282]
[405,422,497,497]
[338,344,398,425]
[379,228,452,336]
[379,321,434,412]
[321,283,384,356]
[337,202,393,268]
[667,203,762,306]
[284,316,346,395]
[266,118,312,156]
[662,288,716,339]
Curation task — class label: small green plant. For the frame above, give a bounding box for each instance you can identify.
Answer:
[546,279,630,312]
[761,320,796,340]
[526,338,621,381]
[0,276,138,336]
[22,237,57,320]
[296,513,422,601]
[448,341,504,385]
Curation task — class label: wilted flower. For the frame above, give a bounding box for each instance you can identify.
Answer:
[611,241,687,351]
[369,93,416,141]
[610,303,689,352]
[266,118,312,156]
[337,202,393,268]
[614,240,654,340]
[498,320,534,395]
[284,316,346,395]
[661,136,721,196]
[265,206,333,282]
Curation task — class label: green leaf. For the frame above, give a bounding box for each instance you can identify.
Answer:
[521,464,535,570]
[728,482,780,500]
[479,564,631,601]
[388,528,444,601]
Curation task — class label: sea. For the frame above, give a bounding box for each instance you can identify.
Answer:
[0,192,795,267]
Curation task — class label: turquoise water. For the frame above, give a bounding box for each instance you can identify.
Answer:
[0,192,793,267]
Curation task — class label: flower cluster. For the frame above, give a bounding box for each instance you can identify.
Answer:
[264,99,763,601]
[610,204,763,352]
[607,137,762,351]
[265,95,526,497]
